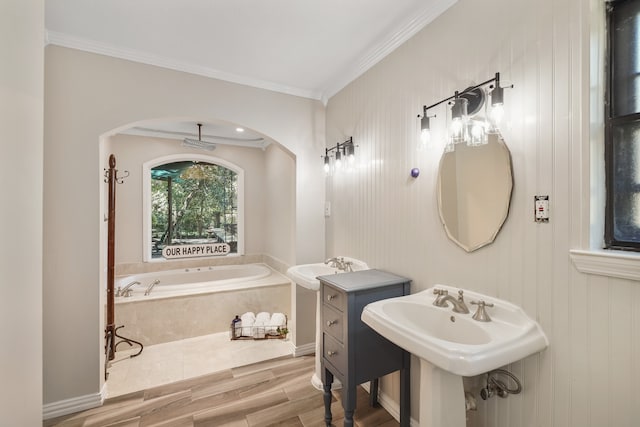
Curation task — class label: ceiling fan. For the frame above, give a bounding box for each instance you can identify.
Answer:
[182,123,216,151]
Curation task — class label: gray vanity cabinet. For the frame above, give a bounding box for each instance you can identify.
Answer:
[318,269,411,427]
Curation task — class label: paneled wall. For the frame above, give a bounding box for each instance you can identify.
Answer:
[325,0,640,425]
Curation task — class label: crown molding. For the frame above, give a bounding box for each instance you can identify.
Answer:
[45,30,323,101]
[46,0,456,103]
[322,0,458,101]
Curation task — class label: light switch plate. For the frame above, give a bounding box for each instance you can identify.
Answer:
[534,196,549,222]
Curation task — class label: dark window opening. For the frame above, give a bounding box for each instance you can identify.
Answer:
[605,0,640,250]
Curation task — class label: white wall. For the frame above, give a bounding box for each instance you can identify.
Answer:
[262,144,318,347]
[43,45,324,406]
[326,0,640,426]
[0,0,43,424]
[264,143,296,266]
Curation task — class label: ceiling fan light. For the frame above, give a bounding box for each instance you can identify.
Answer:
[182,138,217,151]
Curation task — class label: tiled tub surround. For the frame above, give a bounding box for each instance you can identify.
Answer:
[114,263,292,346]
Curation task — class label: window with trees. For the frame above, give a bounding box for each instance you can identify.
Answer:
[148,159,239,259]
[605,0,640,250]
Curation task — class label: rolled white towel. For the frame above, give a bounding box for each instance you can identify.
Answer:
[256,312,271,324]
[240,312,255,323]
[270,312,286,327]
[240,312,255,336]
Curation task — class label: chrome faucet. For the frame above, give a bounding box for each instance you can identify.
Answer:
[116,281,140,297]
[324,257,353,272]
[433,289,470,314]
[144,279,160,296]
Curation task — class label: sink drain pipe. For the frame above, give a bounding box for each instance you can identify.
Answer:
[480,369,522,400]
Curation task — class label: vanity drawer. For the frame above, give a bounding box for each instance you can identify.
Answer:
[322,285,345,312]
[323,333,346,376]
[322,304,344,343]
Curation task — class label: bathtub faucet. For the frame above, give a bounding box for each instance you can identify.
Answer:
[144,279,160,296]
[324,257,353,272]
[116,281,140,297]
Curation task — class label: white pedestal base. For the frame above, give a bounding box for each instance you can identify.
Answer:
[419,359,466,427]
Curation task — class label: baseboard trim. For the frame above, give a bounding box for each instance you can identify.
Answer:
[292,341,315,357]
[43,384,106,420]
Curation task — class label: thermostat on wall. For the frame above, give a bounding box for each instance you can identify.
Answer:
[534,195,549,223]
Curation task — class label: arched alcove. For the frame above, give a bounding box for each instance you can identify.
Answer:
[97,117,298,392]
[44,47,324,410]
[99,117,296,269]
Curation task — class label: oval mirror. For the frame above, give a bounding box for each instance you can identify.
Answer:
[436,133,513,252]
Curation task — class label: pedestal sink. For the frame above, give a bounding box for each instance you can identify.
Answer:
[361,285,548,427]
[286,257,369,390]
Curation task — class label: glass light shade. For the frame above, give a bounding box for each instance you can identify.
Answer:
[451,97,468,120]
[346,143,356,164]
[450,97,469,144]
[420,128,431,144]
[490,85,505,128]
[490,103,504,125]
[468,120,488,146]
[323,156,330,173]
[418,114,431,150]
[335,150,342,169]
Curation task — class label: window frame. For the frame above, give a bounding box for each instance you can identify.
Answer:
[142,153,245,262]
[569,0,640,281]
[604,0,640,251]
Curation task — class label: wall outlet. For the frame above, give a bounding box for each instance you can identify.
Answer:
[324,201,331,217]
[534,196,549,222]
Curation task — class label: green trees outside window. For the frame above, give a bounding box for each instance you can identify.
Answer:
[150,161,238,258]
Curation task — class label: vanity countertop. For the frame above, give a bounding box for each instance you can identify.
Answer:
[317,269,409,292]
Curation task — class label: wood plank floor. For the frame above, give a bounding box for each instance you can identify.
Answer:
[44,355,400,427]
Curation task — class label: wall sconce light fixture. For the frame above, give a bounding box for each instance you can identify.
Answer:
[420,108,433,145]
[322,137,356,174]
[417,73,512,151]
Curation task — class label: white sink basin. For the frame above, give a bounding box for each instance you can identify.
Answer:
[286,257,369,290]
[362,285,548,376]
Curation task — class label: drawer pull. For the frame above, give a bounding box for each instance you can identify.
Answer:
[327,294,337,301]
[326,320,337,326]
[327,350,337,357]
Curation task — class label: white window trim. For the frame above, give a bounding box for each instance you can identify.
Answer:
[570,0,640,282]
[570,249,640,281]
[142,153,245,262]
